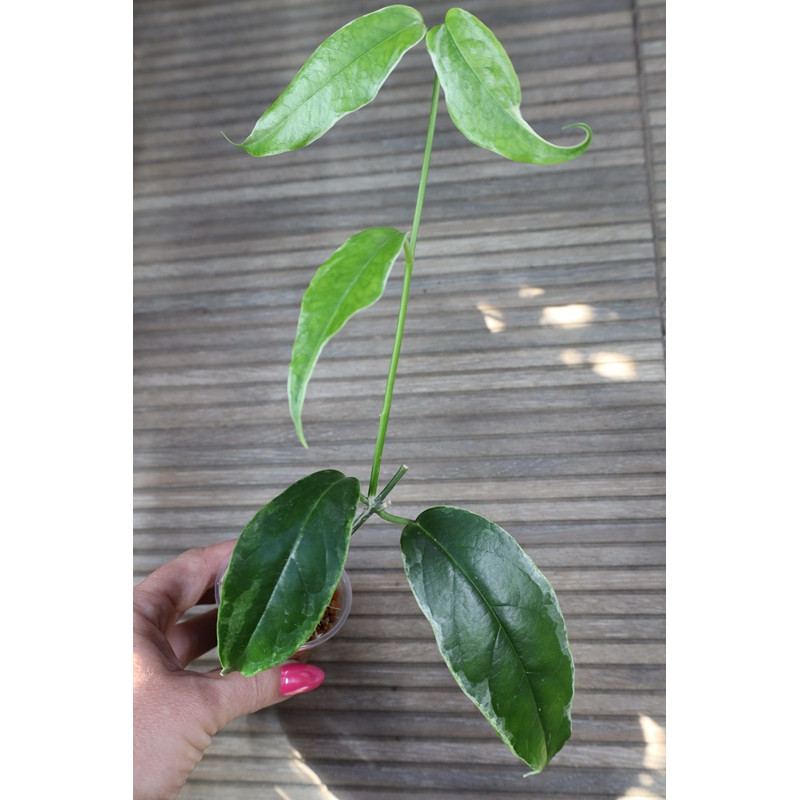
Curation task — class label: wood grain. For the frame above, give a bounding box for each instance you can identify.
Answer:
[134,0,666,796]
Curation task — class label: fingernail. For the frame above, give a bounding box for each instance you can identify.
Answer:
[280,663,325,697]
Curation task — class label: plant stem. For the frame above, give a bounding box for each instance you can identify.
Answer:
[352,464,408,533]
[376,508,415,527]
[368,74,440,497]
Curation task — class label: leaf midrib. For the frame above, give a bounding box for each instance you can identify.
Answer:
[308,230,399,347]
[439,21,529,143]
[412,516,547,751]
[290,230,400,414]
[249,474,350,652]
[252,17,423,146]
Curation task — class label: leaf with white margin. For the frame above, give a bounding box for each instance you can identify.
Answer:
[426,8,591,164]
[228,5,426,156]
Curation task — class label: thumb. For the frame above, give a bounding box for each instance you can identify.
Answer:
[207,662,326,728]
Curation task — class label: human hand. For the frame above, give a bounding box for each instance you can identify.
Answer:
[133,540,325,800]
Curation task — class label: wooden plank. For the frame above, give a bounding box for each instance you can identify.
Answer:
[134,1,666,798]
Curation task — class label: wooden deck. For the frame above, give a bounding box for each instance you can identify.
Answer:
[133,0,666,797]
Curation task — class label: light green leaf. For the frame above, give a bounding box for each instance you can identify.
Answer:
[228,5,426,156]
[426,8,591,164]
[401,506,574,772]
[289,227,406,447]
[217,470,361,676]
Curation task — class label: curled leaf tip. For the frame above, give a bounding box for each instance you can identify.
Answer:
[562,122,593,144]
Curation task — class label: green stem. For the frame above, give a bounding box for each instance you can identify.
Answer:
[368,74,440,497]
[376,508,415,527]
[351,464,408,533]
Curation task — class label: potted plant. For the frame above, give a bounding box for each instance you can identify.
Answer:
[215,5,592,775]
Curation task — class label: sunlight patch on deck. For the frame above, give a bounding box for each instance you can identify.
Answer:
[560,348,638,380]
[590,351,638,380]
[276,747,342,800]
[476,301,506,333]
[616,714,666,799]
[541,303,594,328]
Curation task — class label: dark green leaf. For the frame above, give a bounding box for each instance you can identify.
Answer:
[401,506,574,772]
[426,9,591,164]
[217,470,361,676]
[228,5,426,156]
[289,227,406,447]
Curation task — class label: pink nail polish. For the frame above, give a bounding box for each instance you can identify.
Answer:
[280,663,325,697]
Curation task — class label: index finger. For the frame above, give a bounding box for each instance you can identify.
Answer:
[133,540,236,631]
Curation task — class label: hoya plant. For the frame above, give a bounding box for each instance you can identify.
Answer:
[216,6,592,774]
